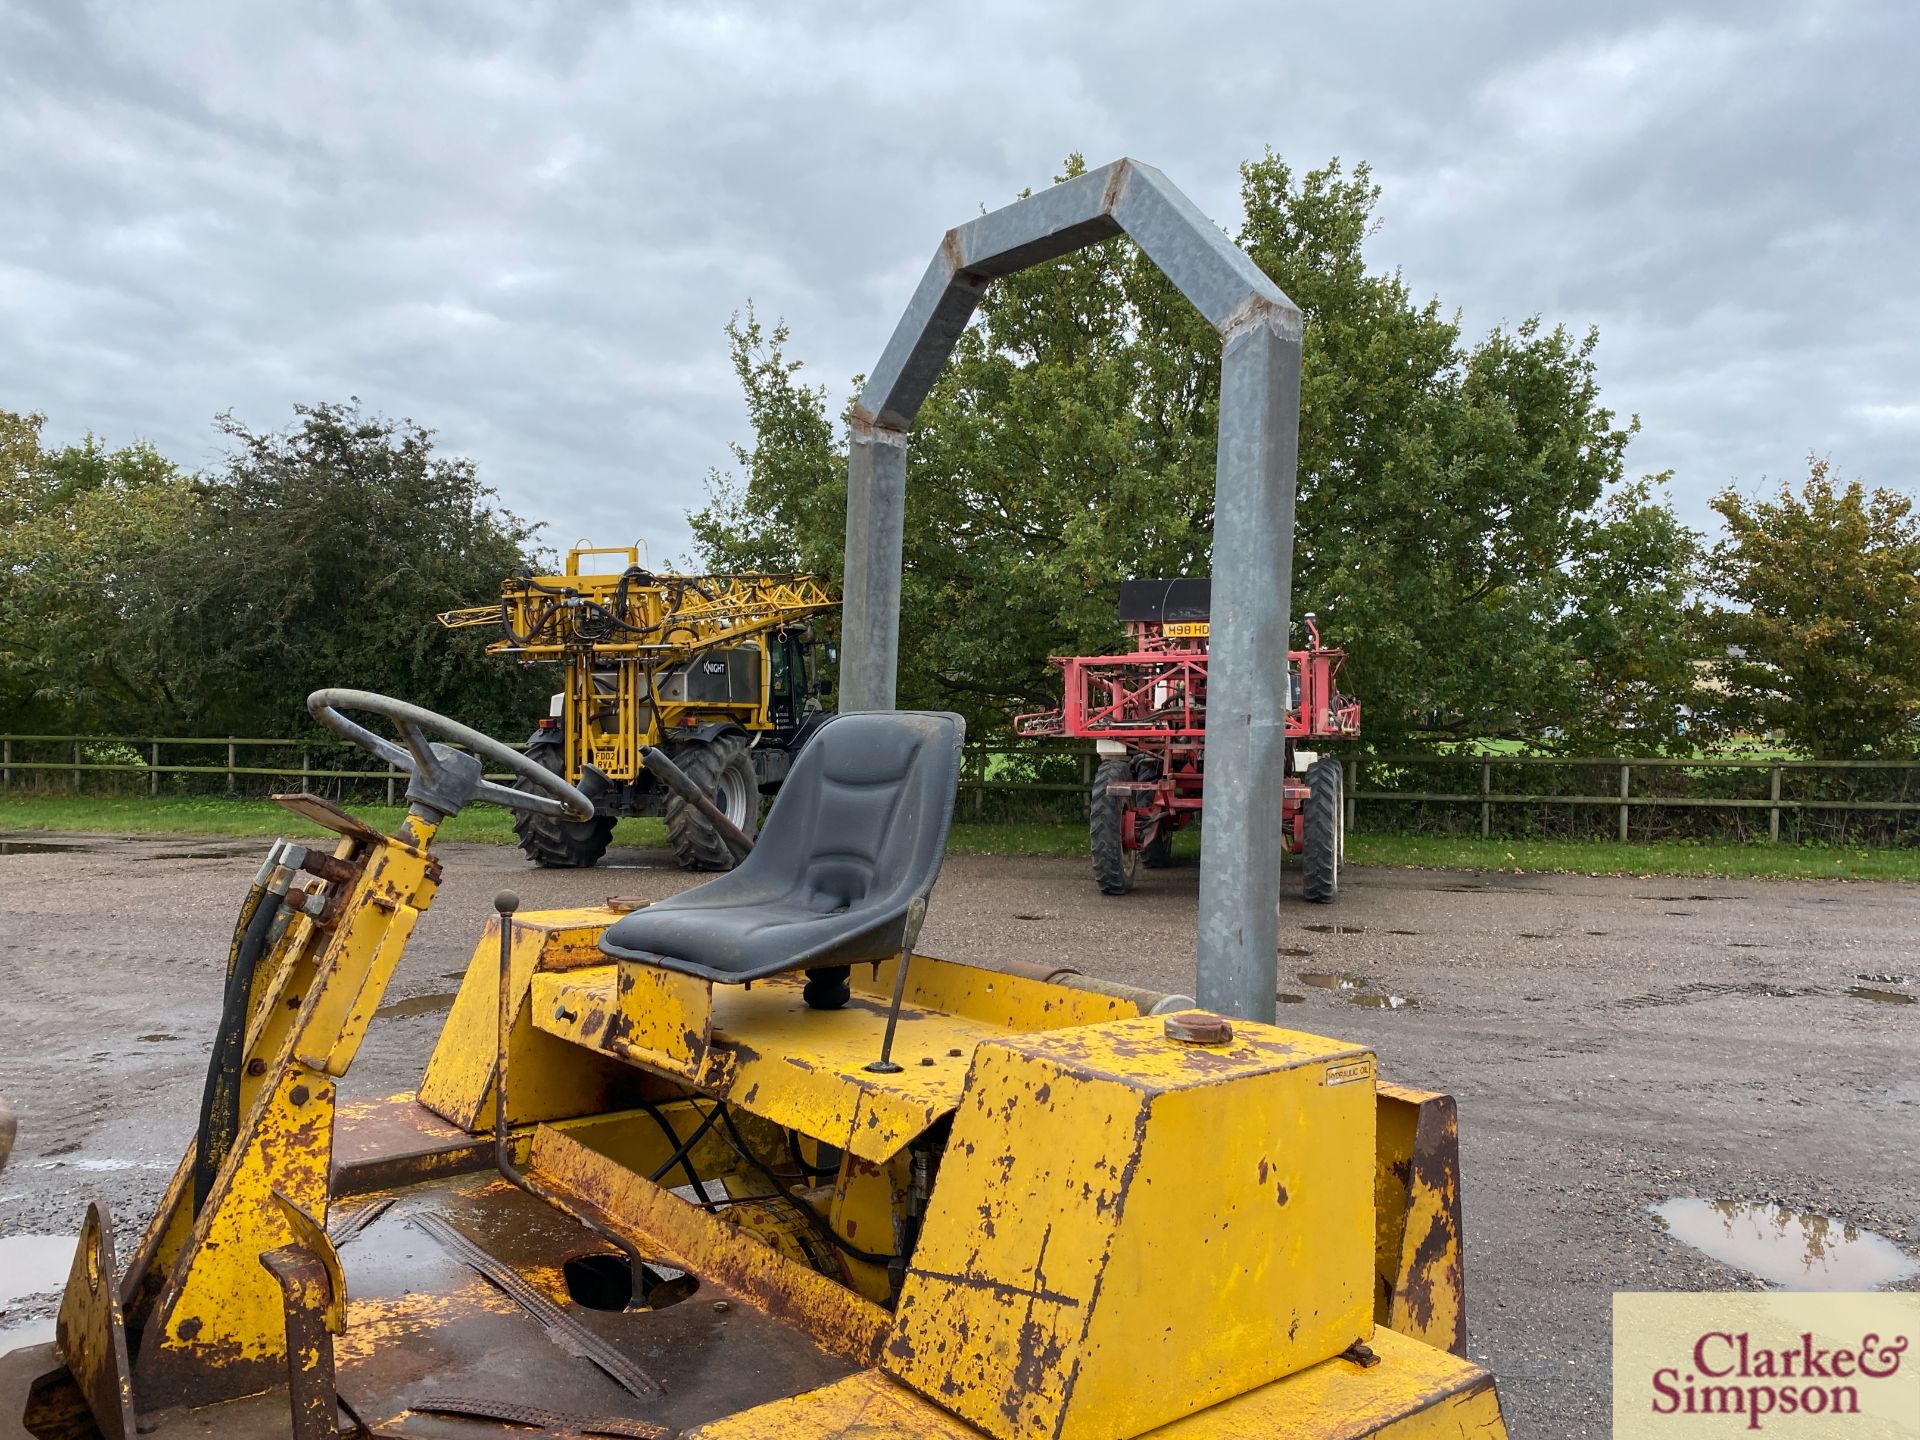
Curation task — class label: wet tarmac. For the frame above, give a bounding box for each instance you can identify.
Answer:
[0,828,1916,1434]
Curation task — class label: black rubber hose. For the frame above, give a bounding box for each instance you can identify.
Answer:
[637,1102,718,1210]
[710,1103,895,1265]
[645,1102,723,1187]
[192,886,285,1212]
[787,1132,840,1179]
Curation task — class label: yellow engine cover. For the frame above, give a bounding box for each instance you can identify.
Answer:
[883,1013,1379,1440]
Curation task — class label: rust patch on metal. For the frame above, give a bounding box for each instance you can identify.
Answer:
[411,1396,672,1437]
[527,1124,889,1368]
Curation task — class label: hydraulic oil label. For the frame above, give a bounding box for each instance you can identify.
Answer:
[1324,1059,1375,1087]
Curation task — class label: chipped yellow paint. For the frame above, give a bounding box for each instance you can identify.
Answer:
[588,971,1028,1163]
[334,1274,527,1367]
[850,954,1146,1031]
[417,908,647,1131]
[296,836,440,1076]
[526,1123,890,1366]
[615,960,717,1065]
[1374,1084,1467,1356]
[684,1327,1506,1438]
[829,1153,910,1303]
[105,820,457,1408]
[884,1014,1377,1440]
[133,1065,337,1408]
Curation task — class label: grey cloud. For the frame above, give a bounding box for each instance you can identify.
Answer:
[1,0,1912,563]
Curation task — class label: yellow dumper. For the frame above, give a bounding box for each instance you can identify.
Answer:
[1,159,1510,1438]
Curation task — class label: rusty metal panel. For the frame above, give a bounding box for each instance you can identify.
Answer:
[293,838,441,1078]
[684,1324,1506,1439]
[613,962,716,1068]
[1373,1083,1468,1356]
[330,1169,859,1436]
[527,1124,890,1368]
[258,1241,341,1440]
[883,1014,1376,1440]
[133,1066,337,1409]
[848,953,1144,1030]
[53,1202,137,1440]
[682,1368,974,1439]
[417,908,643,1131]
[1137,1324,1506,1438]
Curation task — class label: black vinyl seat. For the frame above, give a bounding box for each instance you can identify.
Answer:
[598,711,965,985]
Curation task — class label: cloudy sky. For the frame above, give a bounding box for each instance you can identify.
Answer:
[3,0,1913,560]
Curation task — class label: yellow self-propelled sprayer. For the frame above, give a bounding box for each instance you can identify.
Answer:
[438,546,836,871]
[1,159,1510,1439]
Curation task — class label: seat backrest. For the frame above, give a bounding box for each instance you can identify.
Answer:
[744,711,964,914]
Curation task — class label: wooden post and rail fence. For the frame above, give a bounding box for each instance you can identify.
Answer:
[1,735,1916,846]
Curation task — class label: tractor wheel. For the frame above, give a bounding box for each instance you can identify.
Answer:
[512,743,617,868]
[1089,758,1138,896]
[1301,756,1343,904]
[664,733,761,872]
[1132,756,1173,868]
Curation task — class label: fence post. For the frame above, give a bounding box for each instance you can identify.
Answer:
[150,741,160,796]
[973,752,985,819]
[1344,759,1357,832]
[386,772,396,806]
[1769,765,1782,844]
[1480,760,1491,839]
[301,750,310,794]
[72,739,82,794]
[226,742,237,796]
[1618,763,1630,843]
[2,738,10,790]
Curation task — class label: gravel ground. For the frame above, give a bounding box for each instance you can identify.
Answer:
[1,829,1915,1436]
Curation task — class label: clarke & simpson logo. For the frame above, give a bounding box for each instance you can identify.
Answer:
[1615,1294,1920,1438]
[1650,1329,1909,1429]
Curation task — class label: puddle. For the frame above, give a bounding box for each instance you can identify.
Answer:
[1293,972,1417,1008]
[1301,924,1364,935]
[373,991,458,1020]
[1586,930,1608,936]
[1274,993,1306,1004]
[1650,1199,1920,1290]
[0,1317,56,1357]
[1849,987,1916,1005]
[1517,932,1549,940]
[151,848,257,860]
[1383,928,1421,936]
[1278,945,1314,957]
[0,841,86,855]
[1010,913,1056,922]
[1664,910,1695,917]
[1726,941,1762,949]
[1346,993,1418,1010]
[0,1236,74,1306]
[1621,982,1808,1008]
[1856,973,1913,986]
[137,1033,178,1043]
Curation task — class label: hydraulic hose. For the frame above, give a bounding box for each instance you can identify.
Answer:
[192,842,296,1212]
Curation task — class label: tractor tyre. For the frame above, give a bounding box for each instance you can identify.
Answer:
[1132,755,1173,868]
[1302,756,1343,904]
[664,733,761,872]
[512,744,617,868]
[1089,758,1137,896]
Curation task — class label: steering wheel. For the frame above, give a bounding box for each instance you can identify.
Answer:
[308,689,594,822]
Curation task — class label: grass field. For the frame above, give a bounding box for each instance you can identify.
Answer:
[3,793,1916,881]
